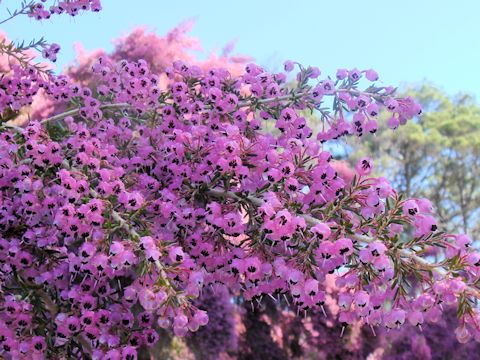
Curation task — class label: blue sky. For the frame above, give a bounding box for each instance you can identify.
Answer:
[1,0,479,98]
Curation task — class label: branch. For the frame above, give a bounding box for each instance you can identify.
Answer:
[40,103,132,124]
[0,1,35,26]
[1,122,24,132]
[5,84,391,129]
[2,103,131,130]
[206,189,480,298]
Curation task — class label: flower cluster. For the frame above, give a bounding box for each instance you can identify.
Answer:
[28,0,102,20]
[0,64,50,113]
[40,43,60,63]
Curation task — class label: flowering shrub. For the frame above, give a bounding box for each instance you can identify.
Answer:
[1,2,480,359]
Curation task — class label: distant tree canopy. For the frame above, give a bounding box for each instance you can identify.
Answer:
[347,84,480,239]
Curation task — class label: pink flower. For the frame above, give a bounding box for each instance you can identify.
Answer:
[364,69,379,81]
[283,60,295,72]
[355,157,374,176]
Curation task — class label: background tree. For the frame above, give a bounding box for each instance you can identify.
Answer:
[347,84,480,239]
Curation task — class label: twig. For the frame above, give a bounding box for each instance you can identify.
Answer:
[40,103,132,124]
[0,1,35,26]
